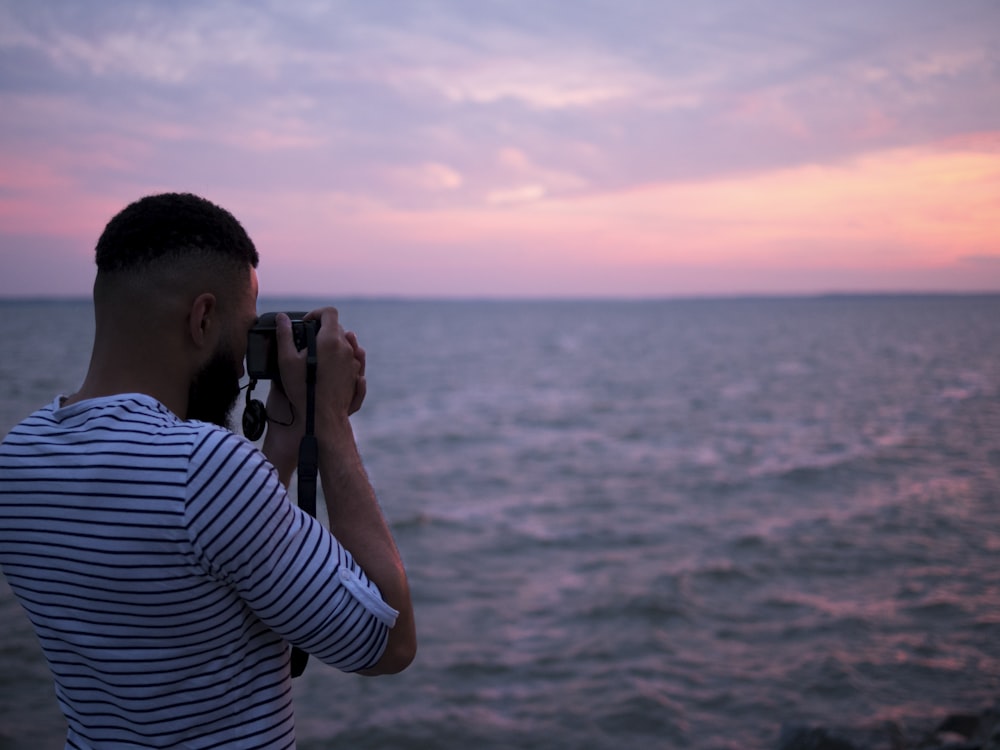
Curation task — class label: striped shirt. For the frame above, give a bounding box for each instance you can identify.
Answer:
[0,394,397,749]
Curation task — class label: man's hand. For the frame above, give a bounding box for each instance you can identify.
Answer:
[261,309,360,484]
[298,308,365,428]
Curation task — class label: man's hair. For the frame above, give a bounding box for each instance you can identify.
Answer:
[95,192,259,273]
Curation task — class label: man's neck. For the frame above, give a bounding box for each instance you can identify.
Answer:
[63,360,188,419]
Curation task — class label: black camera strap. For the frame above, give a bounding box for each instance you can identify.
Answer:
[290,324,319,679]
[296,324,319,518]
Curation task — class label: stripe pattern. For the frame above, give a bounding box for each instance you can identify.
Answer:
[0,394,395,749]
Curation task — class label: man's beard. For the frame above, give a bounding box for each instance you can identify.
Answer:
[187,344,242,429]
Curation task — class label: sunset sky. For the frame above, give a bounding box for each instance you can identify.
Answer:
[1,0,998,298]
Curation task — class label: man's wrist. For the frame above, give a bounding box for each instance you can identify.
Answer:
[316,409,355,439]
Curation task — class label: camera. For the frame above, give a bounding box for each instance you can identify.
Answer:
[246,312,320,381]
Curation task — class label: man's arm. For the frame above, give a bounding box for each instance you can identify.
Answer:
[273,309,416,674]
[315,415,416,674]
[260,386,299,488]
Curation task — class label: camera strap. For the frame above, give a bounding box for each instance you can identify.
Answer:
[290,324,319,678]
[296,325,319,518]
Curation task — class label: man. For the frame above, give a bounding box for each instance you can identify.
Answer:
[0,193,416,748]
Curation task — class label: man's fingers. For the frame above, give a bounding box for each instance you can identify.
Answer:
[304,307,340,331]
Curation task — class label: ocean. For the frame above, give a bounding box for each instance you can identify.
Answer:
[1,295,998,749]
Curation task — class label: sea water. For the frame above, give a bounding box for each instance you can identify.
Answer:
[1,296,998,749]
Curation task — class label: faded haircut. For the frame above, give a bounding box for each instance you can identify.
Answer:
[95,193,259,275]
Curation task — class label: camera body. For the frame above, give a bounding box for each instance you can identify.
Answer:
[246,312,319,381]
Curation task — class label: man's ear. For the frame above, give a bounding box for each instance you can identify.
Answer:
[188,292,217,349]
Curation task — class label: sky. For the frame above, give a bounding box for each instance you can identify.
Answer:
[1,0,998,298]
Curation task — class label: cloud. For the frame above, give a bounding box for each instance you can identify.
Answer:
[387,46,658,110]
[387,162,464,192]
[206,132,1000,294]
[486,185,547,206]
[0,0,999,296]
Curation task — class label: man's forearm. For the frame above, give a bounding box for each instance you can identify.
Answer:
[318,417,416,674]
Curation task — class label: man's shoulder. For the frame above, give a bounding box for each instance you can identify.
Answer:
[3,394,223,450]
[185,416,257,450]
[184,422,282,514]
[38,393,177,428]
[3,394,267,470]
[185,418,272,475]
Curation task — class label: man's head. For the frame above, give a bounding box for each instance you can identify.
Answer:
[92,193,260,427]
[95,192,259,275]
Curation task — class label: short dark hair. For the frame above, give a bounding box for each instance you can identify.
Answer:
[95,193,259,273]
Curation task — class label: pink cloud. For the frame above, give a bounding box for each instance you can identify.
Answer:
[233,134,1000,296]
[4,132,998,298]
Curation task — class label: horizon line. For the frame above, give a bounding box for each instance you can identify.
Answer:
[2,290,1000,304]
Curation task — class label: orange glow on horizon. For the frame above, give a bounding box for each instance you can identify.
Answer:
[2,134,999,296]
[246,135,1000,273]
